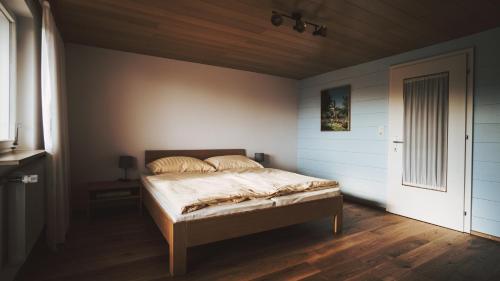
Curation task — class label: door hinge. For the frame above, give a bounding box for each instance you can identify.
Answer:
[464,211,467,216]
[466,134,469,140]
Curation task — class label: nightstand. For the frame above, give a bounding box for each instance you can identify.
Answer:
[87,179,142,217]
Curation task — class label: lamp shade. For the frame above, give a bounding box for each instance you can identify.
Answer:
[254,153,265,163]
[118,155,135,169]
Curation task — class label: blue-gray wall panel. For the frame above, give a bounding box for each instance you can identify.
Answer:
[298,27,500,236]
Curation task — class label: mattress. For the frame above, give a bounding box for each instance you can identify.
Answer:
[141,173,340,222]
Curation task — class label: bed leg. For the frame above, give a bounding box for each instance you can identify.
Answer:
[333,212,343,234]
[333,198,343,235]
[169,223,187,276]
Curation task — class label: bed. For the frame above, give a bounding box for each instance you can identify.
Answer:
[141,149,343,276]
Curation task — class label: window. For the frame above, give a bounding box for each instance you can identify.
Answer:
[402,72,449,191]
[0,3,14,141]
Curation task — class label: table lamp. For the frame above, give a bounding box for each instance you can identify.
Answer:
[254,153,265,163]
[119,155,135,181]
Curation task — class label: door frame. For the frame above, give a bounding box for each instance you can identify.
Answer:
[388,48,474,233]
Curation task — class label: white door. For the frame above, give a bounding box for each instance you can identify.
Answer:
[387,52,469,232]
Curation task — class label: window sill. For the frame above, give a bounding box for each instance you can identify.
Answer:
[0,150,46,167]
[0,140,14,151]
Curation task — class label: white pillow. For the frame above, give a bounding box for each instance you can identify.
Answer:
[147,156,216,174]
[204,155,263,171]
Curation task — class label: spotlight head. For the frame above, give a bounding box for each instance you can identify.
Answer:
[271,12,283,26]
[270,11,326,38]
[293,20,306,33]
[313,25,327,37]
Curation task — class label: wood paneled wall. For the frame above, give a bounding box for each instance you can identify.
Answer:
[297,27,500,237]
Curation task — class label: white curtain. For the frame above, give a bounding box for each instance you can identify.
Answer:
[403,72,448,191]
[41,0,71,249]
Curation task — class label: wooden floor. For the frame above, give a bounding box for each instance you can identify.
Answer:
[16,202,500,281]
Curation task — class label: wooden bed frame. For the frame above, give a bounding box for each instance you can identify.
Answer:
[142,149,343,276]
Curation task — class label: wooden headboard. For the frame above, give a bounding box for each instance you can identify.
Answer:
[144,149,246,165]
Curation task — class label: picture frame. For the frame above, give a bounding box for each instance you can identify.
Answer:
[321,85,351,131]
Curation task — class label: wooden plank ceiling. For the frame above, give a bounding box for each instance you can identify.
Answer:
[50,0,500,79]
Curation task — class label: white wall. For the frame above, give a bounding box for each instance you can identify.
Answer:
[297,27,500,237]
[66,44,298,209]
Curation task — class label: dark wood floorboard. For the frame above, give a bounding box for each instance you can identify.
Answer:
[15,202,500,281]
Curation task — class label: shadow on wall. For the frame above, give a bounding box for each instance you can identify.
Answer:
[342,194,385,210]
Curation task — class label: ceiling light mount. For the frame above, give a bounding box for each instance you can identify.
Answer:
[291,12,306,33]
[270,11,327,37]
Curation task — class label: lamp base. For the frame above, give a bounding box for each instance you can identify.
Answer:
[119,168,130,182]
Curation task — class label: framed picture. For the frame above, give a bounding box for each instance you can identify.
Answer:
[321,85,351,131]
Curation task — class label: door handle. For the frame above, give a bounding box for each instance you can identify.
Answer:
[393,140,404,152]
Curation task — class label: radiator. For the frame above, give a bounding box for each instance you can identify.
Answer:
[1,160,45,270]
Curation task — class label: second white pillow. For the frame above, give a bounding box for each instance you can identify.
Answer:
[204,155,263,171]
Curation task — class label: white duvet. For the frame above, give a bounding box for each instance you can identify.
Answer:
[145,168,339,214]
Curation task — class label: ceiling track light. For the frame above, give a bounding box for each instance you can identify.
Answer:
[270,11,327,37]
